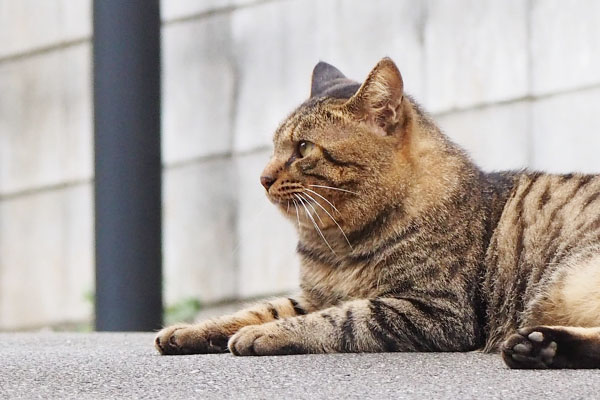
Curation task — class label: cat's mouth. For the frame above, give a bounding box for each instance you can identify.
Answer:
[267,184,355,219]
[270,191,334,222]
[268,193,302,209]
[265,182,305,206]
[266,190,312,216]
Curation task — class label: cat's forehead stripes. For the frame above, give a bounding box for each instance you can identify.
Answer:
[273,109,303,144]
[274,102,347,145]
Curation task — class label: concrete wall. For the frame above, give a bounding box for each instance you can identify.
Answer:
[2,0,600,329]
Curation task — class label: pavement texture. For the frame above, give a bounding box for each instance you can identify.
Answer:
[1,332,599,399]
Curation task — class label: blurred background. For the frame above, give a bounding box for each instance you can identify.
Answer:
[1,0,600,331]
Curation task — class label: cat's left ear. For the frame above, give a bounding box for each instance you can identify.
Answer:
[344,57,404,136]
[311,61,347,98]
[310,61,360,99]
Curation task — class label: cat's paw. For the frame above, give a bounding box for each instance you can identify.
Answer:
[228,323,307,356]
[155,323,229,355]
[501,326,559,369]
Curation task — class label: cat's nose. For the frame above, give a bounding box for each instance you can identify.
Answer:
[260,175,276,191]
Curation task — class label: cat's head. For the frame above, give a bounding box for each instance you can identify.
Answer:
[260,58,464,245]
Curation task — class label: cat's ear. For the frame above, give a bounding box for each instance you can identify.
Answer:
[310,61,354,98]
[344,57,404,135]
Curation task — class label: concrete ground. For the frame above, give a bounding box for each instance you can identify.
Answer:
[1,333,598,399]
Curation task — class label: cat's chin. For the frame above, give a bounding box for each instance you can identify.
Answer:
[268,198,303,219]
[265,196,291,210]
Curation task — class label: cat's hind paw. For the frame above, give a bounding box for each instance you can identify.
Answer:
[501,326,558,369]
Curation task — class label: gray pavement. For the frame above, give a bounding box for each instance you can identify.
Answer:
[1,332,598,399]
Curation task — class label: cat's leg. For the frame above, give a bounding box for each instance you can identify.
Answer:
[502,326,600,369]
[228,297,475,356]
[155,297,310,355]
[502,252,600,368]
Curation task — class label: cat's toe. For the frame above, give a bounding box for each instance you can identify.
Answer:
[228,326,264,356]
[501,327,558,369]
[155,324,229,355]
[155,325,189,355]
[229,324,306,356]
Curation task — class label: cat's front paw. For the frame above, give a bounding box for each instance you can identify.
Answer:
[501,326,559,369]
[228,323,307,356]
[155,323,229,355]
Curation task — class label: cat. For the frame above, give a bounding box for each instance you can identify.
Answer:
[155,57,600,369]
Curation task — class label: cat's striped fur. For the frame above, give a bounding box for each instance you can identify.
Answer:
[156,58,600,369]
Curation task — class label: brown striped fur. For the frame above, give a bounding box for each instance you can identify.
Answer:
[155,58,600,369]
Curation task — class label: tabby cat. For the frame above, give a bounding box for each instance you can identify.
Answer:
[155,58,600,369]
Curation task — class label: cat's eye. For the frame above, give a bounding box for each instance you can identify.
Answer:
[298,140,314,158]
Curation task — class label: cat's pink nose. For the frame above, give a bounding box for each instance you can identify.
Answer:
[260,176,276,191]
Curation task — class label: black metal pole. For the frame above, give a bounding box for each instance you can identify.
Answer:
[93,0,163,331]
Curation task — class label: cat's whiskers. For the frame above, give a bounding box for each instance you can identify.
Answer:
[308,184,359,195]
[301,191,353,250]
[298,193,325,226]
[304,188,341,215]
[294,193,337,255]
[292,198,301,229]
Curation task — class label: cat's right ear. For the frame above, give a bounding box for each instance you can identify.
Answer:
[344,58,405,136]
[310,61,348,98]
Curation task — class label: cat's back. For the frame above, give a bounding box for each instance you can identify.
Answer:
[490,172,600,271]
